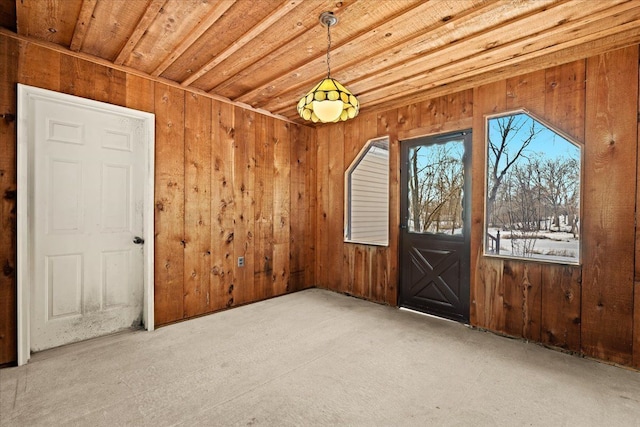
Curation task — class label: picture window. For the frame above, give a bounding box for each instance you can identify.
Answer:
[484,111,581,264]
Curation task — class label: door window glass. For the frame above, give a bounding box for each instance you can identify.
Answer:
[407,140,465,235]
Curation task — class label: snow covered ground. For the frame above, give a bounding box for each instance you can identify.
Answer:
[487,227,579,264]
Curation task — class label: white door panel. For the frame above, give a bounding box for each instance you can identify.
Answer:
[30,97,145,352]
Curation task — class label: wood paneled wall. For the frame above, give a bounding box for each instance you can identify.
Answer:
[315,90,474,305]
[315,46,640,369]
[473,47,639,366]
[0,33,316,364]
[0,33,18,366]
[1,30,639,371]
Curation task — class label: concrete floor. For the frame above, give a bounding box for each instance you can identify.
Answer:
[1,289,640,426]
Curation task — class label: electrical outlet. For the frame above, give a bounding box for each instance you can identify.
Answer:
[237,256,244,267]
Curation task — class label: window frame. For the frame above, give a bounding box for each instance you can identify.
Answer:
[483,109,583,265]
[344,136,390,246]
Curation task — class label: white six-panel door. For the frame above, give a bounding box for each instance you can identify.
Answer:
[18,85,155,360]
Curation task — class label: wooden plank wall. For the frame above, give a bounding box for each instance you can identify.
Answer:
[1,31,639,370]
[470,62,587,354]
[0,33,316,364]
[581,47,638,365]
[315,91,474,306]
[315,46,640,369]
[0,34,18,365]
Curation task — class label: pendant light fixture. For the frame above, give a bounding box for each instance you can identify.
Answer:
[297,12,359,123]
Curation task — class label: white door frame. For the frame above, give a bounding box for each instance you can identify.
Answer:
[17,84,155,366]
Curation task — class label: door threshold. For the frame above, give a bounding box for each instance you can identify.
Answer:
[400,307,470,326]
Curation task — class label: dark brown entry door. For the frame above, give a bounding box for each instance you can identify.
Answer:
[400,131,471,322]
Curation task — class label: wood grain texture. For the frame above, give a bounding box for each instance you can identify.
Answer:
[182,0,302,87]
[12,0,640,123]
[506,70,545,115]
[289,122,315,291]
[153,83,186,325]
[581,46,637,365]
[326,124,345,292]
[59,55,95,99]
[541,265,581,352]
[183,93,212,318]
[471,64,588,349]
[125,74,154,113]
[233,107,256,306]
[342,112,375,299]
[0,0,16,33]
[95,66,127,107]
[1,30,639,370]
[114,0,166,65]
[476,257,505,332]
[342,117,360,296]
[68,0,97,52]
[350,2,639,110]
[60,54,127,106]
[0,35,18,365]
[273,119,291,296]
[382,111,398,306]
[378,109,399,303]
[544,61,586,143]
[471,80,506,327]
[18,43,61,90]
[151,0,234,77]
[314,51,637,369]
[210,101,236,312]
[253,113,274,298]
[315,126,330,291]
[0,35,316,363]
[317,91,477,306]
[85,0,160,63]
[301,125,317,289]
[16,0,82,45]
[502,261,542,341]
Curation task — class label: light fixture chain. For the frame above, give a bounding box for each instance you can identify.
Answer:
[326,21,331,78]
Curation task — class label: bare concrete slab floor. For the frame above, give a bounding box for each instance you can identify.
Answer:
[1,288,640,426]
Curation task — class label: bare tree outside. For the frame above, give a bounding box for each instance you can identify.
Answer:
[408,142,464,235]
[485,112,581,263]
[486,114,542,226]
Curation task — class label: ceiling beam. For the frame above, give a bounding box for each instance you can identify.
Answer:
[281,20,640,122]
[151,0,235,77]
[234,0,521,108]
[264,0,627,115]
[211,0,431,97]
[203,0,348,94]
[355,5,640,109]
[351,24,640,120]
[113,0,166,66]
[180,0,303,87]
[0,28,302,126]
[69,0,97,51]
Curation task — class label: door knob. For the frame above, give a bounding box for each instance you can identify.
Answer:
[133,236,145,245]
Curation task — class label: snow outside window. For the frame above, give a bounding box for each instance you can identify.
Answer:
[484,110,581,264]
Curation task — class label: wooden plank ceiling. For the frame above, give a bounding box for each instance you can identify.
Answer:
[4,0,640,124]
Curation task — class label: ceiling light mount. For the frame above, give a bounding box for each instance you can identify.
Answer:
[297,11,359,124]
[319,11,338,27]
